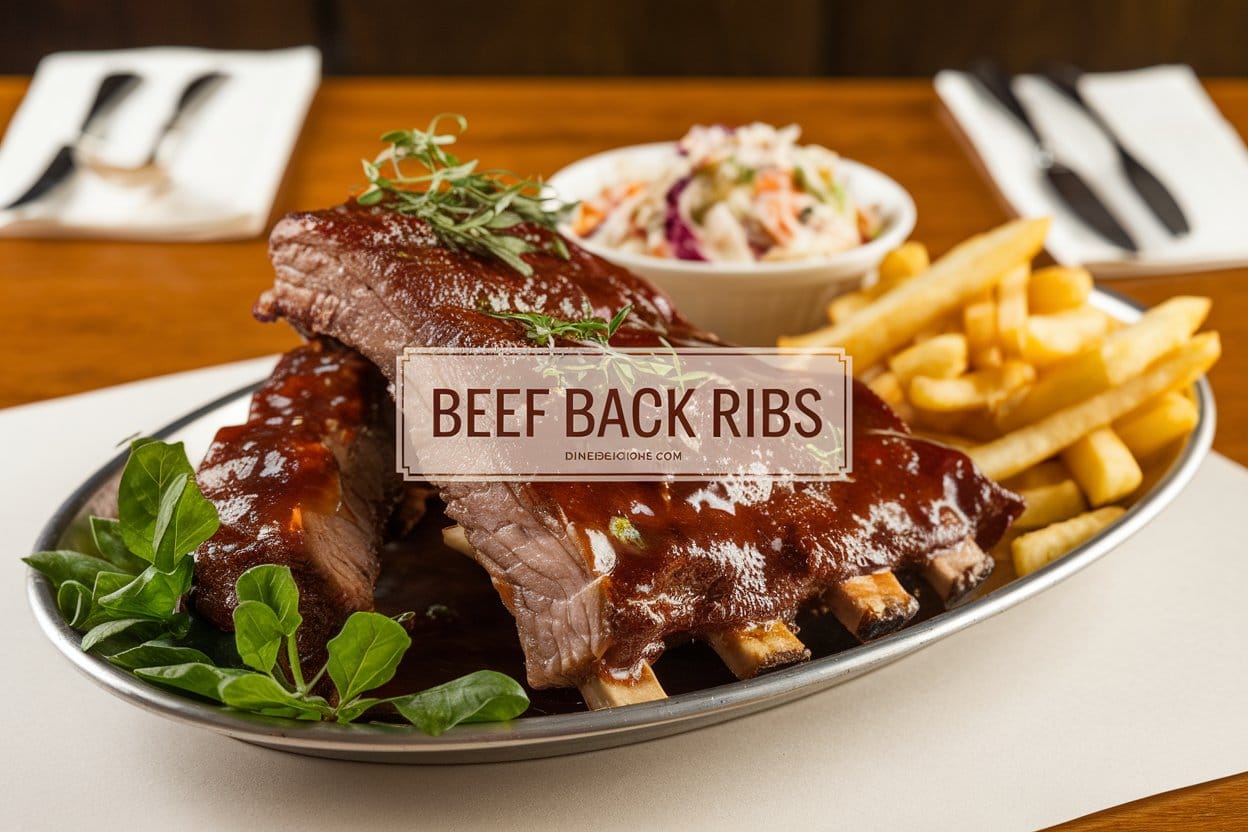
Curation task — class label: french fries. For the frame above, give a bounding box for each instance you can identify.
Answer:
[994,296,1211,432]
[1012,507,1125,577]
[995,263,1029,356]
[1003,459,1070,491]
[779,217,1050,365]
[888,333,968,383]
[1114,391,1199,461]
[909,361,1034,413]
[1060,427,1142,507]
[1028,266,1092,313]
[827,291,871,324]
[827,242,933,324]
[1014,479,1088,530]
[963,293,1002,369]
[784,223,1219,586]
[1020,307,1109,366]
[866,370,905,409]
[1101,296,1212,384]
[970,333,1219,481]
[874,241,929,295]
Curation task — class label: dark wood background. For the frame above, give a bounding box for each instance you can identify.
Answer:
[2,0,1246,76]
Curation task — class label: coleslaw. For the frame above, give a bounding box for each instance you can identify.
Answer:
[569,123,882,263]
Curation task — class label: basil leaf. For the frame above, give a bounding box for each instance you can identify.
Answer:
[326,612,412,703]
[80,571,139,628]
[334,697,382,724]
[89,516,147,574]
[56,580,92,628]
[232,601,284,674]
[219,674,329,720]
[134,662,251,703]
[116,440,218,570]
[179,614,243,668]
[80,618,164,654]
[150,472,189,564]
[389,670,529,736]
[23,550,119,589]
[235,564,302,636]
[97,560,193,622]
[165,611,192,640]
[108,639,213,671]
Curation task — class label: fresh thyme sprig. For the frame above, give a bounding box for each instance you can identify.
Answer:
[358,114,573,276]
[485,303,633,347]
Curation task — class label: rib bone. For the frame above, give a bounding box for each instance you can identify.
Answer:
[580,662,667,710]
[924,537,994,606]
[705,621,810,679]
[825,571,919,641]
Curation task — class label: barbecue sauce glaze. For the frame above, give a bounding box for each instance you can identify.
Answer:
[193,338,398,662]
[256,203,1024,687]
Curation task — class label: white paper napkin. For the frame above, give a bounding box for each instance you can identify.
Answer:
[0,47,320,241]
[1,362,1246,831]
[936,66,1248,277]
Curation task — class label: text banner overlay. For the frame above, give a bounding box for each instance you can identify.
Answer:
[397,347,851,482]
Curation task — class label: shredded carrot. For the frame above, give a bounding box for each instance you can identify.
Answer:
[754,167,793,194]
[573,202,607,236]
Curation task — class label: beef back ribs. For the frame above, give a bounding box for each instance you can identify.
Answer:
[193,337,401,662]
[257,202,1022,688]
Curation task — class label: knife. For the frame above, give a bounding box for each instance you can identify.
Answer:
[3,71,141,211]
[969,60,1138,252]
[144,71,227,166]
[1040,63,1190,236]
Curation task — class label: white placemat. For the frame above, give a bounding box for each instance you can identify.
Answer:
[1,361,1245,831]
[936,66,1248,277]
[0,47,320,241]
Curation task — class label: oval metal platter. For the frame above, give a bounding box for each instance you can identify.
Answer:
[27,290,1215,764]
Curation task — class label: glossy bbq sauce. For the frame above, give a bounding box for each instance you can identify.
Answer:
[370,497,954,716]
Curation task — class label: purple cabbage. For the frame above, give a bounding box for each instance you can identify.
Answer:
[664,175,706,261]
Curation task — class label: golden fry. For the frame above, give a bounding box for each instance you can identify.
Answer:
[888,333,968,384]
[1020,306,1110,367]
[779,218,1051,363]
[827,290,871,324]
[1060,427,1143,507]
[970,333,1220,481]
[908,360,1035,413]
[1012,507,1125,577]
[1014,479,1089,530]
[963,298,993,361]
[1101,296,1212,384]
[1028,266,1093,313]
[995,263,1030,356]
[873,241,930,296]
[1002,459,1070,491]
[866,370,906,409]
[1114,391,1199,461]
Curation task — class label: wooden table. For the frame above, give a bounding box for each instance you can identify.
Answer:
[0,78,1243,828]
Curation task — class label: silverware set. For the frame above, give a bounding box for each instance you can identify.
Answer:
[970,60,1190,252]
[3,70,226,211]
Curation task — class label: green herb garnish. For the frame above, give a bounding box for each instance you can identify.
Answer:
[608,516,644,547]
[485,302,633,347]
[358,114,573,277]
[25,439,529,735]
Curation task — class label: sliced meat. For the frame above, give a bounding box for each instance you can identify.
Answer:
[193,337,401,662]
[259,203,1023,688]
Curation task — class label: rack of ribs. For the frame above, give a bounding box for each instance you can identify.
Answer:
[250,201,1023,705]
[192,337,401,665]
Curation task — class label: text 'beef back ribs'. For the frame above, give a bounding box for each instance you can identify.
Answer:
[193,337,401,663]
[256,202,1023,690]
